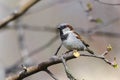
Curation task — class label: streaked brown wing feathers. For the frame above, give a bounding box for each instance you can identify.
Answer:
[73,31,89,47]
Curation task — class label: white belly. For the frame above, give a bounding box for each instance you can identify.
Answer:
[63,35,86,50]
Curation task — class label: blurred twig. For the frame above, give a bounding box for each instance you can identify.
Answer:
[6,24,57,33]
[0,0,42,29]
[6,35,58,74]
[29,34,59,57]
[94,0,120,6]
[94,31,120,38]
[16,20,30,61]
[79,0,90,19]
[6,20,120,38]
[87,18,120,34]
[74,18,120,38]
[22,23,120,38]
[22,24,57,33]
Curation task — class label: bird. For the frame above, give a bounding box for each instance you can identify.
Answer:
[57,23,94,55]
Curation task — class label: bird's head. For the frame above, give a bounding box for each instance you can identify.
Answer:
[57,23,73,33]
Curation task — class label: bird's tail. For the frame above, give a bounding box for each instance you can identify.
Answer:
[86,48,94,54]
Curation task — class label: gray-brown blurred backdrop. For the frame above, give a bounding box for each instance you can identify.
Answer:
[0,0,120,80]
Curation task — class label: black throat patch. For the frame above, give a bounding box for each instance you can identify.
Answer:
[59,29,69,41]
[60,33,68,41]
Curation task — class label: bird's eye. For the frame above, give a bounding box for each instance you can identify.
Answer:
[61,25,66,29]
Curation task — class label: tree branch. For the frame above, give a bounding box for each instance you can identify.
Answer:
[0,0,42,29]
[6,50,116,80]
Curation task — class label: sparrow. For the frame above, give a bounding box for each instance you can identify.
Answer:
[57,23,94,55]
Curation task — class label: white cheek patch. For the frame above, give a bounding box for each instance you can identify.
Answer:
[63,28,71,34]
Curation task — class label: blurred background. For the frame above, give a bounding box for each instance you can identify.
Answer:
[0,0,120,80]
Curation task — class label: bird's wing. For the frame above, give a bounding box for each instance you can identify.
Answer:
[73,31,89,47]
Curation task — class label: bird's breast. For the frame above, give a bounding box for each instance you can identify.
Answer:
[63,35,86,50]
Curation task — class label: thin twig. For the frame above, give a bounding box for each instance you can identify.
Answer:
[45,69,59,80]
[54,43,62,55]
[80,54,113,65]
